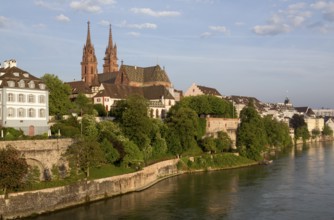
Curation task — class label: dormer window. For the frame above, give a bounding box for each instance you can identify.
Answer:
[39,83,46,90]
[23,73,29,78]
[18,80,25,88]
[8,81,15,87]
[28,81,35,89]
[0,72,5,76]
[13,72,19,77]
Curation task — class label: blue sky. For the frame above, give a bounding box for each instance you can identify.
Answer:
[1,0,334,108]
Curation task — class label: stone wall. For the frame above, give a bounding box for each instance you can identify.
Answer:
[0,139,73,179]
[0,159,180,219]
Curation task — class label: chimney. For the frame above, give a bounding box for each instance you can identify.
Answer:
[134,66,137,70]
[3,60,9,69]
[9,59,17,68]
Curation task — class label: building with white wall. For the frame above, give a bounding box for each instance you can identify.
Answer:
[0,60,49,136]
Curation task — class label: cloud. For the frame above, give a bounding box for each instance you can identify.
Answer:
[253,2,313,36]
[0,16,9,28]
[310,1,334,22]
[69,0,115,13]
[34,0,63,11]
[209,25,229,34]
[200,32,212,38]
[127,32,140,37]
[118,20,157,29]
[55,14,70,22]
[253,24,290,35]
[130,8,181,17]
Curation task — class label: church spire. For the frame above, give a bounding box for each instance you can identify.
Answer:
[103,23,118,73]
[81,21,98,86]
[86,21,92,46]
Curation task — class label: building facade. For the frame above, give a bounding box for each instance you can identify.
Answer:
[0,60,49,136]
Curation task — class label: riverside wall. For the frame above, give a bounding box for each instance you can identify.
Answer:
[0,159,180,219]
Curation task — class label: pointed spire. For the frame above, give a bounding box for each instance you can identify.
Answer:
[108,24,113,49]
[86,21,92,46]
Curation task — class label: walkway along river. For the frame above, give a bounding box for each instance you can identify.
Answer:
[27,141,334,220]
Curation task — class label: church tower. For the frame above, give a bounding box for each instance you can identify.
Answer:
[81,21,98,86]
[103,24,118,73]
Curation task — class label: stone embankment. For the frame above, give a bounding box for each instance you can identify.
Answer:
[0,159,180,219]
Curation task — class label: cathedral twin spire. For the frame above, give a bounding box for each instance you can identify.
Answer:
[81,21,118,86]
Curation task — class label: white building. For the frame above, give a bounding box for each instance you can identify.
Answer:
[0,60,49,136]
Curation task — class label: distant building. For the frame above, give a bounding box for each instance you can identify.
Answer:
[313,109,334,117]
[0,60,49,136]
[225,95,264,117]
[184,83,223,98]
[325,118,334,132]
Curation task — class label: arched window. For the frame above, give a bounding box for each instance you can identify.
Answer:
[18,80,25,88]
[18,94,25,102]
[39,95,45,103]
[39,109,45,118]
[8,93,14,102]
[28,94,35,103]
[18,108,25,117]
[7,107,15,117]
[28,108,35,117]
[28,81,35,89]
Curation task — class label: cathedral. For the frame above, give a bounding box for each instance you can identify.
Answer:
[68,22,179,118]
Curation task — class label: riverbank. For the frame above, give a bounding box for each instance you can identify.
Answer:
[0,154,258,219]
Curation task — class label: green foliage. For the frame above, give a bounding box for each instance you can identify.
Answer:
[100,139,120,164]
[165,107,200,155]
[26,166,41,184]
[295,125,310,142]
[237,105,267,161]
[179,153,256,171]
[200,136,217,153]
[312,128,321,138]
[50,116,81,137]
[74,93,94,116]
[66,137,105,178]
[216,131,233,152]
[121,140,144,168]
[290,114,306,130]
[323,124,333,136]
[82,114,98,139]
[0,145,28,197]
[3,127,25,140]
[176,95,236,118]
[94,104,107,117]
[41,74,74,116]
[118,95,152,150]
[263,115,292,148]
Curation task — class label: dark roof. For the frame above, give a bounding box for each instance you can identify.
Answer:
[121,65,171,84]
[0,66,45,89]
[295,107,315,116]
[98,72,118,84]
[225,95,265,112]
[196,85,222,96]
[66,81,92,94]
[94,84,174,100]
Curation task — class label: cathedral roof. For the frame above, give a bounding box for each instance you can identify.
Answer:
[94,84,174,100]
[98,72,118,84]
[121,65,171,84]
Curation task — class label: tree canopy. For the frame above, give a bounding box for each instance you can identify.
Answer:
[41,74,74,116]
[0,145,28,197]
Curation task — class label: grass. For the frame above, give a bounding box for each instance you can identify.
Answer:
[89,165,135,179]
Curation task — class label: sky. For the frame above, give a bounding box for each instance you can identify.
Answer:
[1,0,334,108]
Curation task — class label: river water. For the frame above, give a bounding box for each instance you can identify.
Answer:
[29,141,334,220]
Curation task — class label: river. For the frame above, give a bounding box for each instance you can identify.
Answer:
[28,141,334,220]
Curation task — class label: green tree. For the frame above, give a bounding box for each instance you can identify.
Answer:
[216,131,232,152]
[100,138,120,164]
[94,104,107,117]
[295,126,310,142]
[323,124,333,136]
[66,137,105,178]
[74,93,94,116]
[82,114,98,139]
[263,115,292,148]
[118,95,152,150]
[237,104,267,161]
[0,145,28,198]
[122,140,144,168]
[201,136,217,153]
[166,107,200,156]
[41,74,74,116]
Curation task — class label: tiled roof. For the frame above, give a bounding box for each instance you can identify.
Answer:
[0,66,44,89]
[122,65,171,84]
[67,81,92,94]
[94,84,174,100]
[98,72,118,84]
[197,85,222,96]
